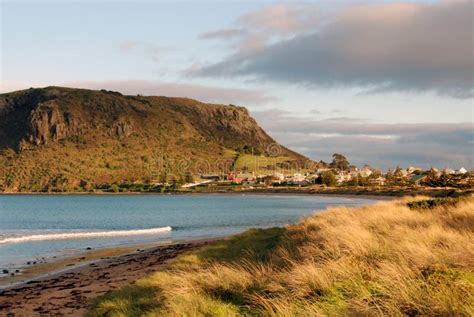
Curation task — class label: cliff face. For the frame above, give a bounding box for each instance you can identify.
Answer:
[28,102,84,145]
[0,87,309,191]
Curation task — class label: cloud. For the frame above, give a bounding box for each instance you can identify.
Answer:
[118,41,164,63]
[275,132,473,170]
[194,1,474,99]
[251,109,474,169]
[118,40,141,53]
[237,4,321,33]
[199,28,248,40]
[64,79,275,105]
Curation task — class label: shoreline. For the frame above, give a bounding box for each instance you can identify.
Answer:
[0,241,169,289]
[0,186,466,199]
[0,238,219,316]
[0,237,220,289]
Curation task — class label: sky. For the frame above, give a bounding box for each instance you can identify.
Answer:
[1,0,473,169]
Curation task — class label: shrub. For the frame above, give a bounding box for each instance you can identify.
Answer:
[407,197,462,210]
[321,171,337,186]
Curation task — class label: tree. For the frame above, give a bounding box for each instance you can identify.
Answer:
[329,153,350,171]
[437,171,452,187]
[347,175,359,186]
[385,169,395,185]
[394,166,404,178]
[423,168,439,187]
[358,176,370,186]
[321,171,337,186]
[370,169,382,179]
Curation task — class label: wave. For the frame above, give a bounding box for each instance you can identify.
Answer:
[0,226,172,244]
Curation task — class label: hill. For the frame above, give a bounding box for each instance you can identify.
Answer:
[0,87,311,192]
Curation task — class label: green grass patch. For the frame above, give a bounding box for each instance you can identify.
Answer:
[407,197,463,210]
[86,285,161,317]
[196,227,285,263]
[233,154,294,173]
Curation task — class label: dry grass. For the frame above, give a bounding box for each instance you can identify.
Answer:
[88,196,474,316]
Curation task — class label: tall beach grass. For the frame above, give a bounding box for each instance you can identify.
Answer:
[88,196,474,316]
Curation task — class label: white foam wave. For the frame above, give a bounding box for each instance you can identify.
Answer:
[0,226,172,244]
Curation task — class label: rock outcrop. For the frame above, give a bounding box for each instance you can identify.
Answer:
[111,121,134,138]
[28,103,83,145]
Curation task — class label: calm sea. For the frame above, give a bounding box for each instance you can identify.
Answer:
[0,194,375,274]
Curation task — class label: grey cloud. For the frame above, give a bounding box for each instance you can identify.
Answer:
[272,131,473,170]
[237,4,321,34]
[194,2,474,99]
[252,109,473,137]
[251,109,473,169]
[199,28,248,40]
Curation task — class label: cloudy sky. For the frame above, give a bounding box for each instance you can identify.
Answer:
[1,0,473,169]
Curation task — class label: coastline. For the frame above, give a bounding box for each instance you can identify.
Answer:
[0,238,219,316]
[0,185,467,199]
[0,241,169,289]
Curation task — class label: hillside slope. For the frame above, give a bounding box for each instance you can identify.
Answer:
[0,87,309,192]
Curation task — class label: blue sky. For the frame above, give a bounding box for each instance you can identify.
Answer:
[1,0,473,169]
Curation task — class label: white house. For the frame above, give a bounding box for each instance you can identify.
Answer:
[444,168,456,175]
[371,176,386,185]
[287,173,307,185]
[336,172,352,184]
[359,167,373,177]
[456,167,467,175]
[273,172,285,181]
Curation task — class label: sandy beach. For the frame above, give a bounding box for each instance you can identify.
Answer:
[0,240,214,317]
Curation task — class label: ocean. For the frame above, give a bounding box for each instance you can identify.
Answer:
[0,194,375,274]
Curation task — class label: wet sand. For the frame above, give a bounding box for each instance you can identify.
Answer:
[0,240,214,317]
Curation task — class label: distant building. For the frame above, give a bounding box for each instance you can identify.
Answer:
[407,166,422,174]
[371,176,386,186]
[443,168,456,175]
[234,173,256,184]
[456,167,468,175]
[273,172,285,181]
[287,173,307,185]
[359,167,373,177]
[226,171,236,181]
[336,172,352,184]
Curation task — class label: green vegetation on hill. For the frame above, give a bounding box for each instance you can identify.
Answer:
[233,153,298,174]
[87,196,474,316]
[0,87,309,192]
